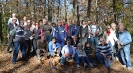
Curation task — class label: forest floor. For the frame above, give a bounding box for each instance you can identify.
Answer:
[0,46,133,73]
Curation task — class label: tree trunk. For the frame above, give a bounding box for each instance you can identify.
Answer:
[57,0,60,19]
[87,0,91,19]
[48,0,52,22]
[73,0,76,19]
[77,5,79,22]
[113,0,116,22]
[64,0,67,19]
[0,2,2,45]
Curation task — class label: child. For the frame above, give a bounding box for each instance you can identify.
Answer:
[76,43,94,68]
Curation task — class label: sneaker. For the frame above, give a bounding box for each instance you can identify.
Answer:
[76,64,80,68]
[116,57,119,61]
[89,63,94,67]
[122,65,126,68]
[127,67,132,70]
[12,62,16,64]
[84,63,87,68]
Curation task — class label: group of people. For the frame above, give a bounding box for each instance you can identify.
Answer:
[7,13,132,70]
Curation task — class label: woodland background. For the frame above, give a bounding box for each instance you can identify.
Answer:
[0,0,133,51]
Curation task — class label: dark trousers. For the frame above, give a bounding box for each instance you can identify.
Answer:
[12,41,26,63]
[7,36,14,52]
[25,39,31,57]
[33,39,38,56]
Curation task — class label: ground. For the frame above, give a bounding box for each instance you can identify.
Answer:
[0,46,133,73]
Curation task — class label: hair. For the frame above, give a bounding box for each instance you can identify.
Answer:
[63,18,67,22]
[111,23,116,27]
[52,22,56,26]
[84,42,90,48]
[81,20,85,24]
[51,37,56,40]
[39,20,42,23]
[77,43,82,47]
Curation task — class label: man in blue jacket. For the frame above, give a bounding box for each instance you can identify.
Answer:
[69,20,79,39]
[48,37,61,56]
[118,22,132,70]
[54,20,66,47]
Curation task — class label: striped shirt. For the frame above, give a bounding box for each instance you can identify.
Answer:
[96,43,112,57]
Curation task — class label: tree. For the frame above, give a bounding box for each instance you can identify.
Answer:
[48,0,52,22]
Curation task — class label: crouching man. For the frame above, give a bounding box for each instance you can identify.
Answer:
[36,35,48,62]
[12,20,26,64]
[48,37,61,57]
[60,39,80,67]
[96,38,112,68]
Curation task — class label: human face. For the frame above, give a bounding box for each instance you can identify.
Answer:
[88,21,91,25]
[52,38,56,43]
[111,24,116,30]
[119,25,124,32]
[43,19,47,24]
[86,43,90,48]
[82,21,86,25]
[12,19,17,24]
[100,39,105,45]
[66,40,71,46]
[27,20,31,26]
[58,21,61,26]
[41,36,45,41]
[20,21,24,27]
[77,45,82,49]
[71,20,75,24]
[23,16,27,21]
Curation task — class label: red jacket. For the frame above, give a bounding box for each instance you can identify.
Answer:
[62,23,69,35]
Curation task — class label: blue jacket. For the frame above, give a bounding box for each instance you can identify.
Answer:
[54,26,66,39]
[119,30,132,48]
[69,24,79,37]
[48,41,61,52]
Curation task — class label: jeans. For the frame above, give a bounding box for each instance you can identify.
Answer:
[60,53,79,65]
[33,39,38,55]
[96,53,111,68]
[7,36,14,52]
[57,35,65,47]
[88,38,91,44]
[79,56,91,64]
[120,45,132,68]
[45,36,51,43]
[48,47,61,56]
[90,36,99,49]
[12,41,26,63]
[25,39,31,57]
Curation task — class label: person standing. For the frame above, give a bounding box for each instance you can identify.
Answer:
[12,20,26,64]
[32,23,41,56]
[62,18,69,36]
[118,22,132,70]
[6,18,18,53]
[69,20,79,39]
[89,21,100,49]
[110,23,119,61]
[7,13,19,25]
[40,18,51,43]
[23,16,27,26]
[54,20,66,47]
[103,25,118,61]
[79,20,88,48]
[24,20,33,58]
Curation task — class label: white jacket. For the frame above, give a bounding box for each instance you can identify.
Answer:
[103,30,118,46]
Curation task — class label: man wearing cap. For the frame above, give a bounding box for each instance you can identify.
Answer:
[6,18,18,53]
[7,13,19,25]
